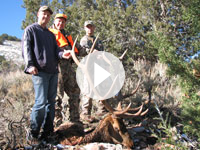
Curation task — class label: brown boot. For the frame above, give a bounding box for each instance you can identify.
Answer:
[96,100,108,118]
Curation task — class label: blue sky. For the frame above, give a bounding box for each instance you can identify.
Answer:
[0,0,26,39]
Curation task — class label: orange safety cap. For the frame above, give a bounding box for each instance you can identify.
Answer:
[54,13,67,20]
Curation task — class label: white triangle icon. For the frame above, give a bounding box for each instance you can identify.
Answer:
[94,63,111,88]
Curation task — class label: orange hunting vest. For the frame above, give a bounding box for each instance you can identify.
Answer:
[49,28,78,53]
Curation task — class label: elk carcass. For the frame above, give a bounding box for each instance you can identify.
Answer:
[55,101,148,149]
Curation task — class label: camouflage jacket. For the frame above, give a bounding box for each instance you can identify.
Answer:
[80,35,104,54]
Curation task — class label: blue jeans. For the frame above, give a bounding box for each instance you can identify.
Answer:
[30,71,58,136]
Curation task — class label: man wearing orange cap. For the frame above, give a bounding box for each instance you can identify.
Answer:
[49,13,82,126]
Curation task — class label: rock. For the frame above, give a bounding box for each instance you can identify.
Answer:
[53,143,123,150]
[83,143,123,150]
[140,141,147,148]
[132,127,145,133]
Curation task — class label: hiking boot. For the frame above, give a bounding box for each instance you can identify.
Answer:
[26,130,40,146]
[69,120,84,126]
[39,131,55,143]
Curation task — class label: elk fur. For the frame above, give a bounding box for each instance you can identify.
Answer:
[55,113,134,148]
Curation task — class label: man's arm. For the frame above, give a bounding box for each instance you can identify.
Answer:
[22,28,36,74]
[80,35,104,53]
[80,36,92,54]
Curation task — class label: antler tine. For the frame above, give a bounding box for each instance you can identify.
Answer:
[100,101,132,116]
[140,108,149,116]
[70,36,99,98]
[89,33,100,54]
[85,33,99,68]
[129,76,141,95]
[127,100,150,112]
[116,101,122,110]
[102,75,118,100]
[100,100,115,113]
[71,35,80,66]
[122,77,141,99]
[144,99,150,105]
[119,49,128,60]
[116,103,144,118]
[126,104,144,112]
[114,103,132,115]
[101,97,149,119]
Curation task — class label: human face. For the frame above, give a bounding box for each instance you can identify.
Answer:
[54,18,66,30]
[84,24,95,36]
[37,10,51,28]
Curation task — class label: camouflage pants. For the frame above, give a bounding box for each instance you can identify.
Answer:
[80,94,107,116]
[55,59,80,127]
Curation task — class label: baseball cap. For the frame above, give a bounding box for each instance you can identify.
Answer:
[38,6,53,15]
[54,13,67,20]
[84,20,95,27]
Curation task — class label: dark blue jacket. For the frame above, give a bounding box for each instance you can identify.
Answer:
[22,23,63,74]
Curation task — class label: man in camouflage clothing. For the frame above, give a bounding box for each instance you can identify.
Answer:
[80,20,107,122]
[49,14,83,126]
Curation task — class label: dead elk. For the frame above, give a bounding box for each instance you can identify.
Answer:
[55,101,148,149]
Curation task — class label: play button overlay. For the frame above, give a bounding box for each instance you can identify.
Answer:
[94,63,111,87]
[76,51,125,100]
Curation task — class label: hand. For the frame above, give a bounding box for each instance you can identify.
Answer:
[93,49,98,53]
[63,50,72,59]
[193,69,200,77]
[28,66,38,75]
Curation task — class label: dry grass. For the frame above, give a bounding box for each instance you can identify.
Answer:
[0,70,33,149]
[122,59,182,107]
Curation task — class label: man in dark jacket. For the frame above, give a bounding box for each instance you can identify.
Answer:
[22,6,71,145]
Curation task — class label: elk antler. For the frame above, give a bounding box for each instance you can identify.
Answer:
[71,36,148,118]
[121,77,141,99]
[71,36,99,98]
[119,49,128,60]
[71,33,100,66]
[100,77,148,119]
[71,35,119,100]
[89,33,100,54]
[101,99,149,119]
[71,35,80,66]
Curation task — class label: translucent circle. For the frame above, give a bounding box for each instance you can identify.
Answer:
[76,51,125,100]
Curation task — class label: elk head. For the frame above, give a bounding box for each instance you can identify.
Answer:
[101,113,134,148]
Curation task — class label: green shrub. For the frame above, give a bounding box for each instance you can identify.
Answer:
[0,56,19,74]
[0,34,20,45]
[181,94,200,142]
